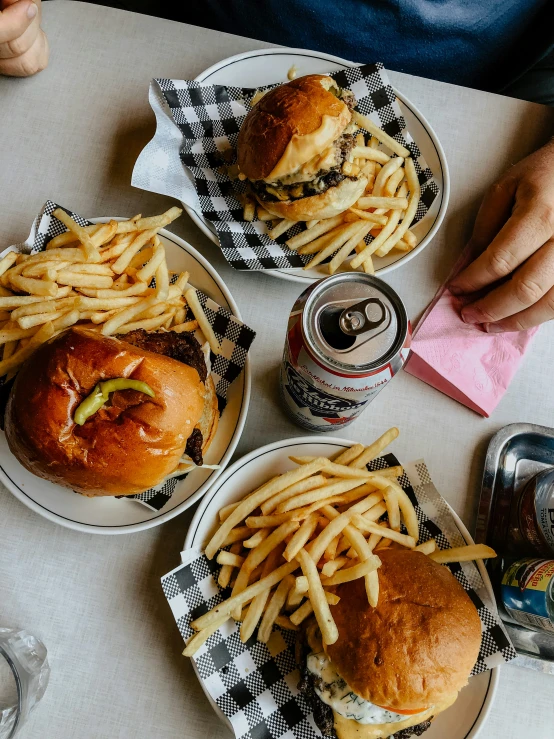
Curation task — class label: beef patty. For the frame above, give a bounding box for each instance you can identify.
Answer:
[118,329,208,465]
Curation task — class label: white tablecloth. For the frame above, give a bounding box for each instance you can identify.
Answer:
[0,2,553,737]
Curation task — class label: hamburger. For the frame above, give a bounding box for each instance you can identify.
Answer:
[237,74,367,221]
[297,549,482,739]
[4,327,219,496]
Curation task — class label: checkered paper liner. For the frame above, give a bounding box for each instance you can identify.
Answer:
[132,63,440,271]
[3,201,256,511]
[161,454,516,739]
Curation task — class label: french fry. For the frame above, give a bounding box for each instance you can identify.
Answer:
[47,224,100,249]
[56,272,113,289]
[115,207,182,234]
[289,591,340,626]
[0,252,18,277]
[83,282,150,299]
[256,208,274,222]
[347,209,388,226]
[190,560,299,631]
[183,612,230,657]
[274,615,298,631]
[283,513,320,562]
[349,206,404,269]
[246,513,296,528]
[219,501,240,523]
[321,556,381,586]
[374,159,420,258]
[383,486,401,531]
[352,112,410,157]
[243,200,256,222]
[243,529,270,549]
[101,295,158,335]
[204,459,328,559]
[169,320,199,333]
[373,157,404,197]
[352,515,416,548]
[52,209,100,261]
[321,557,350,578]
[116,313,175,334]
[0,321,55,378]
[136,241,165,283]
[414,539,436,555]
[403,229,418,247]
[356,196,408,210]
[296,549,338,644]
[328,221,373,275]
[217,551,245,568]
[306,219,320,229]
[218,542,242,587]
[258,575,295,642]
[155,257,170,301]
[286,215,344,250]
[294,575,309,594]
[17,310,66,330]
[429,544,496,564]
[112,229,157,274]
[350,428,400,468]
[262,474,328,515]
[297,225,349,256]
[240,548,282,642]
[350,145,390,164]
[383,167,405,197]
[222,526,252,546]
[10,274,58,297]
[268,219,295,240]
[184,287,221,355]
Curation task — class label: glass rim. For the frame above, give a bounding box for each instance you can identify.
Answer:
[0,643,22,739]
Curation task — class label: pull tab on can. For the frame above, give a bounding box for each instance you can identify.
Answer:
[339,298,389,336]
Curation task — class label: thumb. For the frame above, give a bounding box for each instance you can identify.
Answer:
[0,2,37,45]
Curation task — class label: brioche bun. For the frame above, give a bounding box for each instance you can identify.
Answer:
[255,175,368,221]
[238,74,351,182]
[326,550,482,713]
[5,327,217,496]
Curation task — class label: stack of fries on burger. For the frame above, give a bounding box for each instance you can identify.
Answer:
[234,74,420,274]
[186,429,497,739]
[0,207,221,496]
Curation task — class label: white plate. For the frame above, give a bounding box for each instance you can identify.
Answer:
[185,437,498,739]
[0,219,251,535]
[187,47,450,284]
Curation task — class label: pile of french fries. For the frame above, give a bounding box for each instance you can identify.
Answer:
[184,428,496,656]
[0,206,221,381]
[241,111,421,274]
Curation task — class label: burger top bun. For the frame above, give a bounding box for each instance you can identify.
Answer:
[237,75,351,182]
[5,328,206,496]
[326,549,482,711]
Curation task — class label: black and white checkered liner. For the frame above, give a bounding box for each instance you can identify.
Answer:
[5,201,256,511]
[161,455,516,739]
[155,62,440,271]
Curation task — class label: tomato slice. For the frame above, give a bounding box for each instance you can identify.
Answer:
[378,705,428,715]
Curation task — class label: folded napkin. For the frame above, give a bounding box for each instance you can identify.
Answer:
[405,245,538,417]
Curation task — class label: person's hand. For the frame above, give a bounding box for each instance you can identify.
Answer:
[449,139,554,332]
[0,0,48,77]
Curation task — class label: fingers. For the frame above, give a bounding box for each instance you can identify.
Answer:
[0,1,37,46]
[461,238,554,324]
[0,3,39,59]
[470,176,517,251]
[450,195,554,295]
[484,286,554,333]
[0,25,47,76]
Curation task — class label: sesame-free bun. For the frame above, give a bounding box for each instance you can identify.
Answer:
[326,549,482,712]
[237,74,351,182]
[255,175,368,221]
[5,328,211,496]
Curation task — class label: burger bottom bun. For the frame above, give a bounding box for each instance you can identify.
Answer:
[333,693,458,739]
[256,176,368,221]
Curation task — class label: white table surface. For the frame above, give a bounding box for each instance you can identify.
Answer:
[1,2,554,737]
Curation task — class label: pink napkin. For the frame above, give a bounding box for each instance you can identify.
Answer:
[405,246,539,417]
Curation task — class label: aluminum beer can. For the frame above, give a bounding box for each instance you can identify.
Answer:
[280,273,411,431]
[519,468,554,556]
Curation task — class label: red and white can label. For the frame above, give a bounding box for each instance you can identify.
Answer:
[280,312,411,431]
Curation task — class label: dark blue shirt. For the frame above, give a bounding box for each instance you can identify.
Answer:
[183,0,551,89]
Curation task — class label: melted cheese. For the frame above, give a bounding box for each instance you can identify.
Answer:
[307,652,427,726]
[265,109,350,181]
